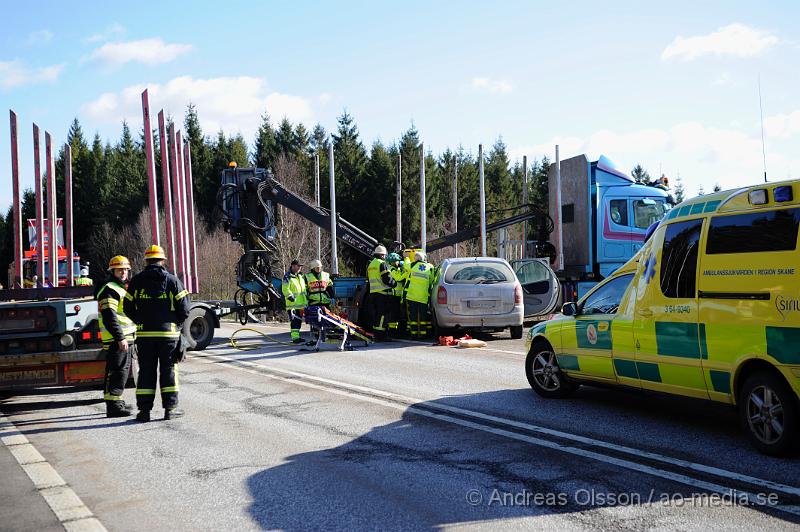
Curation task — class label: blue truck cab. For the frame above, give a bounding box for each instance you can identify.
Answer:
[548,154,672,299]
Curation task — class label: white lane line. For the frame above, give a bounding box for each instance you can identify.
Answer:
[195,352,800,505]
[0,413,108,531]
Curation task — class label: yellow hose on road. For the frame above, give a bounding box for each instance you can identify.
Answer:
[228,327,298,350]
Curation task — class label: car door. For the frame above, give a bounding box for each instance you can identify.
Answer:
[511,259,560,318]
[632,219,710,399]
[559,273,635,382]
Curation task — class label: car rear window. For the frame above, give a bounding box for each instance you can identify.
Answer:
[444,262,514,284]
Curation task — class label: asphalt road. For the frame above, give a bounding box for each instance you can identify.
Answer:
[1,322,799,531]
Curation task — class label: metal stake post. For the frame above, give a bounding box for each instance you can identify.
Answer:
[9,111,22,288]
[45,132,57,285]
[420,144,426,252]
[183,141,198,293]
[314,153,321,259]
[65,145,74,286]
[522,155,528,258]
[141,90,160,246]
[33,124,44,287]
[158,111,175,271]
[479,144,487,256]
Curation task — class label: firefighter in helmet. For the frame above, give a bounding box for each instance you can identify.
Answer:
[97,255,137,417]
[124,245,191,422]
[305,259,334,309]
[366,245,397,341]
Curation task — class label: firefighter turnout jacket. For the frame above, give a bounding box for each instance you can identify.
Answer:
[124,265,191,338]
[96,277,136,347]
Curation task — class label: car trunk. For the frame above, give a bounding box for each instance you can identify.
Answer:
[445,282,517,316]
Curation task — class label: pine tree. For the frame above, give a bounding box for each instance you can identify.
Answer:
[253,113,277,170]
[674,176,685,203]
[332,111,368,225]
[184,104,214,225]
[485,138,514,224]
[631,164,651,184]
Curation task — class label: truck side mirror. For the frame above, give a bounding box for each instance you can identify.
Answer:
[561,302,578,316]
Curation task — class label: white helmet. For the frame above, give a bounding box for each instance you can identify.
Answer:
[309,259,322,270]
[414,251,426,262]
[373,245,387,256]
[80,267,89,277]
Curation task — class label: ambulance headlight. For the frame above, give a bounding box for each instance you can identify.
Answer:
[774,186,793,203]
[748,189,768,205]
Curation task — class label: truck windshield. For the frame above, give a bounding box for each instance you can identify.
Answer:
[633,198,668,229]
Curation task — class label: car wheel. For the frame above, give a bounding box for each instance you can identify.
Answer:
[739,370,799,456]
[510,325,523,339]
[525,341,578,398]
[185,307,215,351]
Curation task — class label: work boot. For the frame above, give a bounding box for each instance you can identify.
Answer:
[135,410,151,422]
[164,408,185,420]
[106,401,133,418]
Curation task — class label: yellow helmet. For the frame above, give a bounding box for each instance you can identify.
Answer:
[144,245,166,260]
[108,255,131,270]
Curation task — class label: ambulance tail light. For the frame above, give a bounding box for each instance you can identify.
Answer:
[437,286,447,305]
[514,283,523,304]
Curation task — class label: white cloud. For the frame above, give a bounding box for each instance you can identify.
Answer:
[764,110,800,139]
[85,23,125,43]
[87,38,192,66]
[470,77,513,94]
[318,92,332,105]
[661,23,778,62]
[81,75,314,140]
[0,60,63,90]
[510,121,800,198]
[25,30,53,46]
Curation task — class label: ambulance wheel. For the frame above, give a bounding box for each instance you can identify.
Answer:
[186,308,215,351]
[510,325,524,340]
[739,370,799,456]
[525,340,578,398]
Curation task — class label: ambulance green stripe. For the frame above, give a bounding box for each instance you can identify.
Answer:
[765,327,800,364]
[655,322,707,359]
[636,362,662,382]
[709,370,731,393]
[556,354,580,371]
[613,359,638,379]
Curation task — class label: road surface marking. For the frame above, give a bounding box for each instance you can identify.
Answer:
[193,351,800,515]
[0,413,107,531]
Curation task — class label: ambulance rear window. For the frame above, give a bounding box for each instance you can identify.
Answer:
[706,208,800,254]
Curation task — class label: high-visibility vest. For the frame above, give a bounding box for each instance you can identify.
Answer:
[405,262,433,304]
[305,271,332,305]
[97,282,136,345]
[390,265,406,298]
[75,277,93,286]
[367,258,392,295]
[282,272,308,309]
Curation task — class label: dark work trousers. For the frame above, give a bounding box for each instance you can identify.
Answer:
[135,338,179,411]
[369,293,391,336]
[103,342,134,403]
[407,301,431,338]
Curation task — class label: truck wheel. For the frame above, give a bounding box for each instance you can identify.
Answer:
[186,308,215,351]
[510,325,523,340]
[739,370,799,456]
[525,341,578,398]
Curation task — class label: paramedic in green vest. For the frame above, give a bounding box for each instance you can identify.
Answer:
[367,245,397,341]
[96,255,137,417]
[282,259,308,344]
[305,259,334,309]
[387,253,407,336]
[405,251,434,338]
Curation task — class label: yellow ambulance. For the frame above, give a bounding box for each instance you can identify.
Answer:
[525,180,800,455]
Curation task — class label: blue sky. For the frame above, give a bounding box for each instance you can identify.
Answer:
[2,1,799,212]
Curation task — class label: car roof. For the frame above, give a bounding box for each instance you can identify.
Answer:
[441,257,512,268]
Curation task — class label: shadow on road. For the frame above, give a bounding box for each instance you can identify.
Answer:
[245,387,800,530]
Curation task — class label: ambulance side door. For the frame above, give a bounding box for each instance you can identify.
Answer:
[632,219,710,399]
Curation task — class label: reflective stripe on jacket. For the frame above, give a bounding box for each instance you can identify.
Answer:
[305,271,332,305]
[367,258,394,295]
[282,272,308,309]
[405,261,433,304]
[97,279,136,345]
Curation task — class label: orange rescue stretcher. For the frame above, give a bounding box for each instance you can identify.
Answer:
[303,306,373,351]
